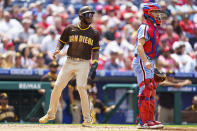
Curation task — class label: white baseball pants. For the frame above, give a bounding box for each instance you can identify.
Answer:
[47,57,92,122]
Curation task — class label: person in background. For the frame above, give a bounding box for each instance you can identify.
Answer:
[33,53,47,69]
[88,85,115,123]
[68,78,98,124]
[173,33,193,55]
[179,14,195,35]
[160,25,179,49]
[0,93,16,122]
[182,95,197,123]
[40,61,64,124]
[19,44,34,69]
[103,32,130,59]
[103,22,117,42]
[171,42,194,72]
[3,51,15,68]
[194,51,197,72]
[157,71,192,123]
[0,53,5,68]
[0,36,11,54]
[12,52,24,68]
[68,77,82,124]
[38,14,50,29]
[103,49,121,71]
[14,19,34,45]
[28,25,44,57]
[157,46,179,72]
[41,28,59,64]
[189,26,197,48]
[184,95,197,112]
[167,0,182,20]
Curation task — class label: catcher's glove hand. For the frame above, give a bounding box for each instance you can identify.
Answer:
[154,68,166,83]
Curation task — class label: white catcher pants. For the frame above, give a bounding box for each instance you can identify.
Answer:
[47,57,92,122]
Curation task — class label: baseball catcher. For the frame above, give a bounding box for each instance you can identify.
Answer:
[132,2,166,129]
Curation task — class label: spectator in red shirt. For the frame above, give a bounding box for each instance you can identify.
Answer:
[160,25,179,48]
[189,26,197,48]
[60,13,69,28]
[120,2,136,20]
[38,14,50,29]
[54,16,64,34]
[97,57,107,70]
[179,14,195,35]
[157,47,179,72]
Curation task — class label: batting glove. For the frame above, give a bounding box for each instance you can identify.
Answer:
[89,61,98,80]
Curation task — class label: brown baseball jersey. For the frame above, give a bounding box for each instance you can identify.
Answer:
[41,72,57,88]
[59,24,100,60]
[0,105,15,122]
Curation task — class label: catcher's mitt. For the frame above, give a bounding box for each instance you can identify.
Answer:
[154,68,166,83]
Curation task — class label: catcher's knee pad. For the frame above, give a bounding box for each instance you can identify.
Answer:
[144,79,154,90]
[152,79,157,89]
[149,97,155,121]
[139,79,154,98]
[138,96,150,124]
[151,89,156,97]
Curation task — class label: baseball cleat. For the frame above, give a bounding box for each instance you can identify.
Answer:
[137,123,149,129]
[82,120,92,127]
[153,121,164,129]
[138,121,160,129]
[39,114,55,124]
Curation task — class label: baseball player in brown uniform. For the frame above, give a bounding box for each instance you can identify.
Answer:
[0,93,16,122]
[39,6,100,127]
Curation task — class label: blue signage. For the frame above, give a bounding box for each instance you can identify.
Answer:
[164,86,197,92]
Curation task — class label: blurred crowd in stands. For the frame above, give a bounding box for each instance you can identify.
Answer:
[0,0,197,73]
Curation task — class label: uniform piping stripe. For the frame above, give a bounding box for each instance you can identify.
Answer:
[144,25,147,38]
[59,39,66,44]
[140,59,146,82]
[77,25,90,30]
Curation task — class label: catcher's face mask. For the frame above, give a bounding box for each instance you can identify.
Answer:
[149,10,167,25]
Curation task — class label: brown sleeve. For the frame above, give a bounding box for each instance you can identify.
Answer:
[92,31,100,50]
[59,26,70,44]
[41,75,49,82]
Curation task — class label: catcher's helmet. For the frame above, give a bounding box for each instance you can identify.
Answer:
[78,6,95,16]
[143,3,162,25]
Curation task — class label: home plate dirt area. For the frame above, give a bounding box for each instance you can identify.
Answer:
[1,124,197,131]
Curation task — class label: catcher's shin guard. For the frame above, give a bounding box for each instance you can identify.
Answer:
[149,88,156,121]
[138,96,150,124]
[138,79,155,124]
[152,79,157,89]
[149,96,155,121]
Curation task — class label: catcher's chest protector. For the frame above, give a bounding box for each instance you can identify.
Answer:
[142,20,159,58]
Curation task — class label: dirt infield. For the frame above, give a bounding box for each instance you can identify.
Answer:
[0,124,197,131]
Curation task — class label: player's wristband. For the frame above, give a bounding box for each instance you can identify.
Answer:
[92,60,98,64]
